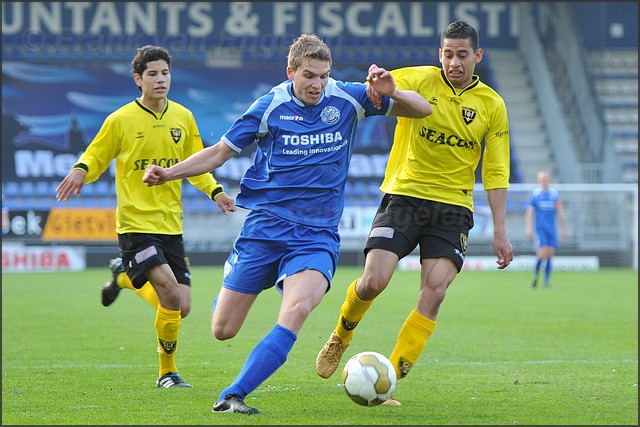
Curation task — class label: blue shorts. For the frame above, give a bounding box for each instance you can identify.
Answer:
[222,210,340,295]
[535,227,558,249]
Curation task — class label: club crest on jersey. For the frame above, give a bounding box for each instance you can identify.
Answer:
[320,106,340,124]
[170,128,182,143]
[461,106,477,125]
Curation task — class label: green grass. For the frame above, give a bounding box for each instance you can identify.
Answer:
[2,267,637,425]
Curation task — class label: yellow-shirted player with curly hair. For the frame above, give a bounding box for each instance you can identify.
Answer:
[56,45,235,388]
[316,19,514,405]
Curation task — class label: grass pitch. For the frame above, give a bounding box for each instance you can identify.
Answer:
[2,266,637,425]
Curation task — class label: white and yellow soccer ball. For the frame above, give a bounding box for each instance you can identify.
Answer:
[341,351,397,406]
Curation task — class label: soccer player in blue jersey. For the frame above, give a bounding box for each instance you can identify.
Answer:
[142,33,432,414]
[525,170,567,288]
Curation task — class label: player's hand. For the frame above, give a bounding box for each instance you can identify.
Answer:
[493,233,514,270]
[366,84,382,109]
[56,169,86,201]
[366,64,396,102]
[214,192,236,215]
[143,164,168,187]
[365,64,385,109]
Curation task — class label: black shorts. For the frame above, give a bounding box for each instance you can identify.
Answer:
[117,233,191,289]
[364,194,474,272]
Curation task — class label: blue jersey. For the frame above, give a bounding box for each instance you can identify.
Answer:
[529,188,561,232]
[222,78,393,228]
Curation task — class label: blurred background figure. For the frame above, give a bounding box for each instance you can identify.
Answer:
[2,194,9,236]
[525,170,568,288]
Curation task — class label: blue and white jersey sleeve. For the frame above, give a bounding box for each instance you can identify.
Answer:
[221,78,392,228]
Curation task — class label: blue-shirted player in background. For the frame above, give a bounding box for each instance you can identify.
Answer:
[143,33,432,414]
[2,194,9,236]
[525,170,567,288]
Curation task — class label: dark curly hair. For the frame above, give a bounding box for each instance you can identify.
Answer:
[131,45,172,77]
[441,19,480,51]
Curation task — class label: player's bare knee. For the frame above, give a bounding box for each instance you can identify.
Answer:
[358,275,388,300]
[180,305,190,318]
[421,283,447,306]
[285,301,313,323]
[211,322,237,341]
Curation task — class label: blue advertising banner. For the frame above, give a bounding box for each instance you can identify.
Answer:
[2,2,521,50]
[4,2,635,53]
[2,60,396,208]
[2,1,636,213]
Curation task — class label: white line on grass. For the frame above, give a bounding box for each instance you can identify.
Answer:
[5,358,638,370]
[430,358,638,366]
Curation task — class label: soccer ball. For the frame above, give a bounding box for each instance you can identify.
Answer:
[341,351,397,406]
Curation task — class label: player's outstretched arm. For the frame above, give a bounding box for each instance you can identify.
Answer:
[143,140,236,187]
[366,64,432,118]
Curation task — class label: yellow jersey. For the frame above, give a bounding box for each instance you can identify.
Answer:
[75,98,222,234]
[381,66,510,211]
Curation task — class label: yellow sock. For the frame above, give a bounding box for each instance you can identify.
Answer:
[389,309,436,379]
[114,272,160,310]
[335,279,374,343]
[115,272,135,290]
[134,283,160,310]
[155,305,181,377]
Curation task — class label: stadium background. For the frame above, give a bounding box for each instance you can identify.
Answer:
[2,2,637,271]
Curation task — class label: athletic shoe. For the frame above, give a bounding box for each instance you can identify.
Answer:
[156,372,192,388]
[212,394,260,414]
[101,257,124,307]
[316,331,350,379]
[381,396,401,406]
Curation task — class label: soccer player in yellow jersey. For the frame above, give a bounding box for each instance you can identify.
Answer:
[56,45,235,388]
[316,20,514,404]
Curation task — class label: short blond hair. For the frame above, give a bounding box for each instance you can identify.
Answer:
[287,34,332,71]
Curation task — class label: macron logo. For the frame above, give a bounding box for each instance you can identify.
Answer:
[280,115,304,121]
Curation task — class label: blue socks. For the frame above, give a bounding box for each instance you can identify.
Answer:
[544,259,552,284]
[534,258,543,277]
[217,324,297,403]
[534,258,553,285]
